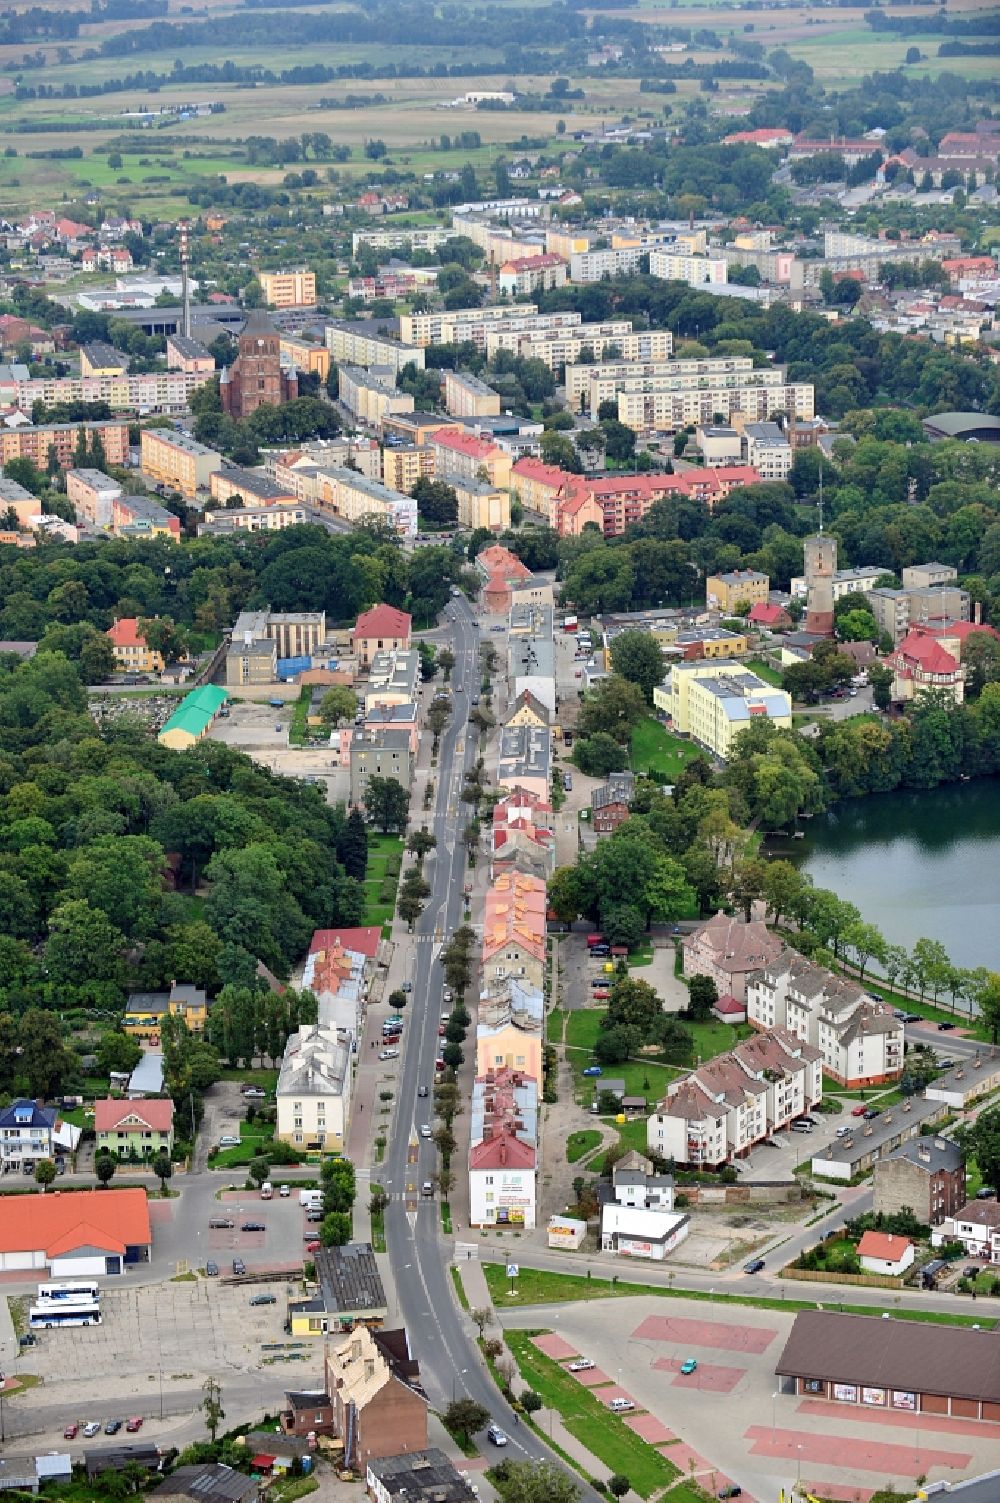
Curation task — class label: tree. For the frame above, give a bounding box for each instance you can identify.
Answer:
[320,1210,353,1246]
[912,937,951,1004]
[338,807,369,882]
[971,971,1000,1044]
[152,1152,173,1193]
[363,775,410,833]
[95,1151,117,1189]
[521,1390,543,1415]
[202,1378,225,1442]
[608,1478,631,1499]
[761,860,805,928]
[609,631,667,703]
[319,686,358,725]
[688,974,717,1021]
[444,1398,490,1444]
[34,1158,57,1192]
[539,431,581,472]
[578,675,647,744]
[20,1007,74,1098]
[842,920,886,982]
[488,1460,581,1503]
[249,1155,270,1188]
[412,477,459,528]
[97,1030,143,1079]
[869,663,893,712]
[965,1106,1000,1199]
[471,1306,491,1338]
[573,733,628,778]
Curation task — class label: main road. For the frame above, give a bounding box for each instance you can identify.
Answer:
[381,593,585,1479]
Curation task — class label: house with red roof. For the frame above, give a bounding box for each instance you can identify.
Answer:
[748,601,792,630]
[428,427,512,489]
[510,456,567,521]
[857,1231,914,1277]
[303,925,382,1033]
[106,616,164,675]
[888,627,965,705]
[554,478,604,537]
[492,789,556,880]
[94,1098,174,1158]
[351,604,412,668]
[468,1067,538,1228]
[498,253,567,297]
[722,128,793,150]
[0,1186,151,1277]
[475,543,532,613]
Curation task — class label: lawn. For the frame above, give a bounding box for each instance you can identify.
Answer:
[504,1329,680,1498]
[362,834,403,929]
[566,1129,603,1164]
[481,1264,996,1328]
[746,657,785,688]
[209,1118,276,1169]
[630,717,700,782]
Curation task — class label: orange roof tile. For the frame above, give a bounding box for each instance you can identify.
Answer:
[0,1187,151,1257]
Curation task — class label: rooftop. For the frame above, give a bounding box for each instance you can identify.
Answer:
[313,1240,387,1317]
[0,1186,150,1257]
[366,1448,478,1503]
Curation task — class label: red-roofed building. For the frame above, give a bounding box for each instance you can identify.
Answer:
[511,456,568,520]
[351,604,412,668]
[924,620,1000,656]
[748,601,792,630]
[941,257,997,283]
[469,1131,536,1226]
[0,1186,151,1276]
[712,993,748,1024]
[856,1231,914,1276]
[498,253,567,297]
[106,616,164,675]
[94,1098,174,1157]
[554,478,604,537]
[428,427,512,488]
[476,543,533,613]
[888,627,965,705]
[492,789,556,879]
[308,926,382,960]
[722,128,793,150]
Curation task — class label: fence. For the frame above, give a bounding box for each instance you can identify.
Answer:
[781,1267,902,1290]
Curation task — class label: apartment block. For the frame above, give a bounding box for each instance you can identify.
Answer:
[789,564,885,601]
[647,1028,822,1167]
[497,254,567,297]
[443,370,501,419]
[0,421,129,471]
[481,869,546,991]
[166,334,215,375]
[401,305,586,351]
[111,493,181,539]
[444,473,510,532]
[617,376,813,436]
[668,661,792,760]
[313,466,416,539]
[747,952,904,1088]
[106,616,165,674]
[706,569,769,612]
[381,443,435,493]
[566,354,746,413]
[279,334,330,380]
[259,268,316,308]
[469,1068,538,1229]
[351,226,457,254]
[570,245,646,282]
[11,369,211,414]
[349,726,413,806]
[198,502,308,536]
[428,428,512,489]
[325,321,424,375]
[365,648,420,709]
[742,420,793,480]
[869,584,971,644]
[647,248,728,286]
[873,1138,966,1227]
[209,467,297,508]
[338,365,415,428]
[65,467,121,528]
[141,428,222,497]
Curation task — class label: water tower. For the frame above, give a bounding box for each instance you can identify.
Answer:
[803,533,836,636]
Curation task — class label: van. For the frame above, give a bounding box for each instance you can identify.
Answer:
[209,1216,235,1229]
[790,1120,812,1133]
[299,1190,323,1209]
[260,1182,273,1200]
[219,1135,239,1147]
[608,1398,635,1413]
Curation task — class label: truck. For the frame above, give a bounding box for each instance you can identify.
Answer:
[260,1181,273,1200]
[299,1189,323,1210]
[585,933,606,949]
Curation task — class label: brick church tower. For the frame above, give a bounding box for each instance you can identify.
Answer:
[220,308,298,420]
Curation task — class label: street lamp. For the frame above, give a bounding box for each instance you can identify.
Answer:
[771,1390,778,1441]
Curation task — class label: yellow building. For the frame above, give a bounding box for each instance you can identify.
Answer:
[258,269,316,308]
[124,981,209,1038]
[448,474,510,532]
[106,616,165,675]
[475,1020,543,1082]
[382,443,434,493]
[141,428,222,498]
[79,341,129,378]
[706,570,770,613]
[338,365,414,429]
[443,370,501,419]
[545,228,591,260]
[279,334,330,380]
[668,660,792,760]
[157,684,229,750]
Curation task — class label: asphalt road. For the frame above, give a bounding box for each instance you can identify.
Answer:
[381,595,582,1479]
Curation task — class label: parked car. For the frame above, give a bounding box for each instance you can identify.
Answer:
[402,982,412,993]
[862,1109,879,1122]
[307,1209,324,1222]
[568,1359,595,1373]
[976,1187,997,1199]
[105,1420,122,1435]
[608,1398,635,1413]
[563,773,572,791]
[306,1240,321,1253]
[64,1424,79,1440]
[379,1048,399,1061]
[209,1216,234,1229]
[249,1294,277,1306]
[206,1260,219,1277]
[241,1221,266,1232]
[242,1087,266,1099]
[18,1334,35,1349]
[850,1104,867,1117]
[487,1426,508,1447]
[938,1021,956,1031]
[218,1135,239,1147]
[232,1257,246,1276]
[126,1418,143,1433]
[592,989,609,1001]
[743,1259,765,1274]
[279,1184,290,1197]
[718,1488,743,1499]
[83,1422,101,1438]
[940,1058,955,1068]
[964,1266,981,1279]
[679,1359,698,1375]
[582,1065,602,1077]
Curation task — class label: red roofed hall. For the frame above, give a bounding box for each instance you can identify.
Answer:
[0,1187,151,1277]
[351,604,412,668]
[888,627,965,705]
[308,926,382,960]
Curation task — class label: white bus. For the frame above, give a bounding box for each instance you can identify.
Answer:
[29,1299,101,1330]
[36,1280,100,1303]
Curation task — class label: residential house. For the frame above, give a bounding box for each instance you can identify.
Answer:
[873,1137,966,1226]
[258,269,316,308]
[747,952,903,1087]
[0,1186,150,1276]
[932,1201,1000,1264]
[497,723,551,802]
[475,982,544,1081]
[111,495,181,540]
[647,1026,821,1167]
[302,925,381,1037]
[504,689,550,730]
[0,1099,58,1174]
[350,727,413,808]
[351,604,412,669]
[491,788,555,880]
[106,617,165,676]
[475,543,532,613]
[151,1463,259,1503]
[857,1231,915,1277]
[65,467,121,528]
[481,870,546,990]
[427,428,512,489]
[94,1099,174,1160]
[364,650,420,710]
[612,1155,675,1210]
[809,1097,948,1184]
[741,420,792,481]
[124,982,209,1039]
[469,1070,538,1229]
[683,911,786,1004]
[319,1325,427,1464]
[887,628,965,705]
[706,570,769,613]
[591,771,635,834]
[366,1449,479,1503]
[287,1241,387,1337]
[276,1023,353,1155]
[748,602,792,631]
[498,254,567,297]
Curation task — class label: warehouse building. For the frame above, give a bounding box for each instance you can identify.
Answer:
[157,684,230,750]
[0,1187,151,1276]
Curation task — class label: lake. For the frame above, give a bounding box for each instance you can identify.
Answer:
[786,779,1000,972]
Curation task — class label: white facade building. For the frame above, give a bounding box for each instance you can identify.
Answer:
[276,1024,353,1155]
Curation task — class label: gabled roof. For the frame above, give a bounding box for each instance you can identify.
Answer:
[469,1129,536,1171]
[857,1231,912,1262]
[892,629,960,675]
[431,428,498,461]
[0,1187,150,1256]
[94,1098,174,1134]
[106,616,148,649]
[309,925,382,959]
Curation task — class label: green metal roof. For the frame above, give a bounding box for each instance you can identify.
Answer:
[158,684,229,743]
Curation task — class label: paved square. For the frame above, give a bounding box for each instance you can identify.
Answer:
[744,1425,972,1476]
[531,1333,579,1360]
[624,1414,675,1444]
[797,1398,1000,1440]
[569,1367,613,1388]
[653,1356,744,1393]
[633,1314,777,1355]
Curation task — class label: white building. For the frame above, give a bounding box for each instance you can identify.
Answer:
[788,564,885,601]
[932,1200,1000,1264]
[276,1023,353,1156]
[742,421,792,481]
[856,1231,915,1277]
[648,248,728,286]
[599,1203,690,1261]
[747,953,903,1088]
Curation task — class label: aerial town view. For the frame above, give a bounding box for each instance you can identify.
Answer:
[1,1,1000,1502]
